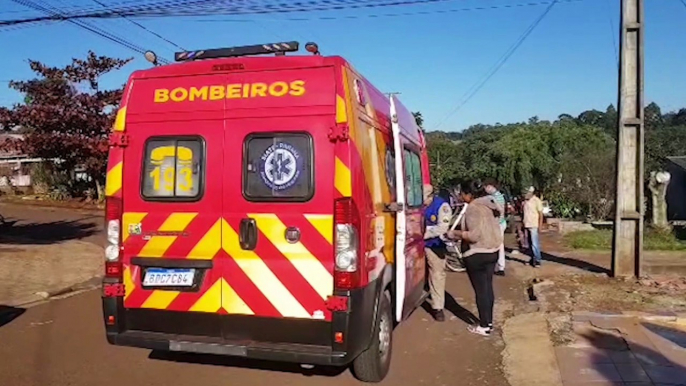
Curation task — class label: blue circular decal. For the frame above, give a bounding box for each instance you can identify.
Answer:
[260,142,302,191]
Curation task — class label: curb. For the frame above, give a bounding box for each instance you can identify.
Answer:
[10,276,102,308]
[572,311,682,324]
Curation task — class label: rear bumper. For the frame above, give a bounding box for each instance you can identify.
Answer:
[107,330,348,365]
[102,278,382,367]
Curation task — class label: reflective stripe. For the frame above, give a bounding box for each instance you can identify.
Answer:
[335,157,352,197]
[105,162,123,196]
[304,214,334,245]
[249,213,333,300]
[222,220,310,319]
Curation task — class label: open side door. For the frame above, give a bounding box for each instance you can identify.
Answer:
[390,97,406,323]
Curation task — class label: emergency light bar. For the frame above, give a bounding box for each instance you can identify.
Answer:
[174,41,300,62]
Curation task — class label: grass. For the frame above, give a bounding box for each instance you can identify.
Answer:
[564,228,686,251]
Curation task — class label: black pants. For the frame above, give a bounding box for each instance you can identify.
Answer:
[464,252,499,328]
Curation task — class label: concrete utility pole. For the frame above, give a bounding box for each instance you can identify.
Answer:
[612,0,645,278]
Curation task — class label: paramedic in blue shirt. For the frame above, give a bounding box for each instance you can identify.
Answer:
[423,184,453,322]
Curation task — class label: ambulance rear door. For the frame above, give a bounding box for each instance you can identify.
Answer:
[119,74,227,321]
[218,66,338,344]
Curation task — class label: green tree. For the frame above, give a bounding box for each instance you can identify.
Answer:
[0,51,132,198]
[645,102,664,130]
[577,109,605,127]
[412,111,423,129]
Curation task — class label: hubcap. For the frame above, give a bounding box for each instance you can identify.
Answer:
[378,311,391,361]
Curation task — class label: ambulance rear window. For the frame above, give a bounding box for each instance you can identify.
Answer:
[141,137,204,200]
[243,132,314,202]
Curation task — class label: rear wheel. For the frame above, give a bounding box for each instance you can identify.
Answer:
[351,290,393,383]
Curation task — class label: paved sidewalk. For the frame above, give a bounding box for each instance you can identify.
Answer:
[554,312,686,385]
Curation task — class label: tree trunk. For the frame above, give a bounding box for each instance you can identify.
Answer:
[95,179,104,202]
[648,171,671,230]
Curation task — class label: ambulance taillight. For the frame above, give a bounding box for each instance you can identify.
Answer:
[105,197,122,279]
[333,198,361,290]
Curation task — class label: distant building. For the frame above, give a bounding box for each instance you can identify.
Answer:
[0,133,46,188]
[665,156,686,223]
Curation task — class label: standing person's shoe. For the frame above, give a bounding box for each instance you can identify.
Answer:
[495,270,505,276]
[468,325,491,336]
[430,309,445,322]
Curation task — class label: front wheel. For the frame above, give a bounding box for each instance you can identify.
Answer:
[351,291,393,383]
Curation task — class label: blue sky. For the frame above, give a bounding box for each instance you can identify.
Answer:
[1,0,684,131]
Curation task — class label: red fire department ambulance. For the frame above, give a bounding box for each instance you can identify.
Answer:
[102,41,430,382]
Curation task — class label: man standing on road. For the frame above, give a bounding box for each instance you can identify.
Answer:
[423,184,452,322]
[484,179,506,276]
[522,187,544,267]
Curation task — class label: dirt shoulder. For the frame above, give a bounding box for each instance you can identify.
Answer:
[0,237,103,306]
[0,195,104,215]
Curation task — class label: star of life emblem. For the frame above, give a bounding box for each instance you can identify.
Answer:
[260,142,301,191]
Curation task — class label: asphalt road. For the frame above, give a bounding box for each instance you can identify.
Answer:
[0,202,518,386]
[0,278,520,386]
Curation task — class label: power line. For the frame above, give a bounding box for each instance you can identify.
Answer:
[89,0,185,50]
[0,0,458,26]
[199,0,582,22]
[432,0,561,130]
[604,0,618,67]
[9,0,170,63]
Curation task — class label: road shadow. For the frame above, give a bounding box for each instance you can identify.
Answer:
[504,247,609,275]
[421,291,479,325]
[541,252,609,275]
[149,350,347,377]
[0,305,26,328]
[0,217,99,245]
[643,322,686,350]
[576,325,686,383]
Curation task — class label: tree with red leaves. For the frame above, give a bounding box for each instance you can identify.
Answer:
[0,51,131,199]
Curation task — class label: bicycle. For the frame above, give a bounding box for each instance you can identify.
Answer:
[444,203,468,272]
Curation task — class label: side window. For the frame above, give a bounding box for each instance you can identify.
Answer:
[141,138,203,200]
[384,147,396,195]
[243,132,314,201]
[403,149,423,207]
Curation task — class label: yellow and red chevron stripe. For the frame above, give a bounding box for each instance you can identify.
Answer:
[105,157,123,198]
[123,212,335,320]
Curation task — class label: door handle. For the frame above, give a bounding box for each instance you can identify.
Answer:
[239,218,258,250]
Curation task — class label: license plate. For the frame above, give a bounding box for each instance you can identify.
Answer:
[143,268,195,287]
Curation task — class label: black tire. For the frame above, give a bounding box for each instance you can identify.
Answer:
[351,290,393,383]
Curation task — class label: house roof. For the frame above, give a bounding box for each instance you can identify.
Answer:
[667,156,686,171]
[0,133,26,159]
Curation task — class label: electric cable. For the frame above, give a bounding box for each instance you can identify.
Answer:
[198,0,581,23]
[0,0,458,26]
[89,0,185,50]
[432,0,560,130]
[10,0,170,63]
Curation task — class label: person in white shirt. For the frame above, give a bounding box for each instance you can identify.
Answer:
[522,187,543,267]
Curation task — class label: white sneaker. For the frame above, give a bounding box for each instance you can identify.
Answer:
[468,325,491,336]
